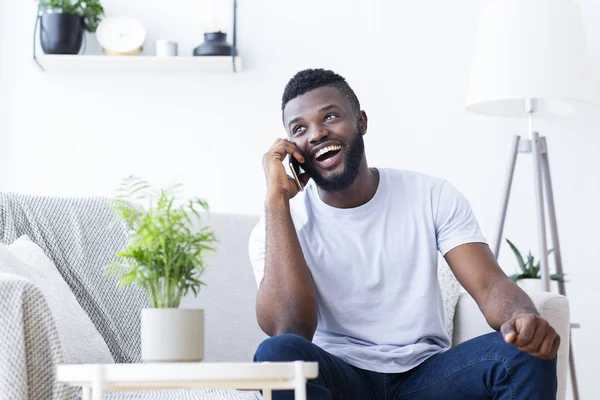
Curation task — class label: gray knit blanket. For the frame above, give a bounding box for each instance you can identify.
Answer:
[0,273,77,400]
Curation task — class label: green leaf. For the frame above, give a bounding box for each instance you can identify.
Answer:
[506,238,527,273]
[532,260,540,279]
[39,0,104,32]
[550,273,566,282]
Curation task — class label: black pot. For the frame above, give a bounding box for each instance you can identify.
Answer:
[193,32,237,56]
[40,13,84,55]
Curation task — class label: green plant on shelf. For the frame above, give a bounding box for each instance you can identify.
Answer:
[505,238,566,283]
[39,0,105,32]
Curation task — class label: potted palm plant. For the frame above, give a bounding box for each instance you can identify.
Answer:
[505,238,565,293]
[38,0,104,54]
[108,177,218,362]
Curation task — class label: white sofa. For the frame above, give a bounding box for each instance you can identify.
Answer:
[0,193,570,399]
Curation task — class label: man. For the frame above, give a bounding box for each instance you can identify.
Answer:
[248,68,558,399]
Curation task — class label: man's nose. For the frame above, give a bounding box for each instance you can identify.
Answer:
[309,125,330,144]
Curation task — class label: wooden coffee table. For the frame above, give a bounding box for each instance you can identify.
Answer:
[57,361,318,400]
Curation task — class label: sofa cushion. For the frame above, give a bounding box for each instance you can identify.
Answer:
[180,213,268,362]
[0,193,148,363]
[0,235,114,364]
[437,253,461,340]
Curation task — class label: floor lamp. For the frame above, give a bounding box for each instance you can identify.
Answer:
[465,1,597,399]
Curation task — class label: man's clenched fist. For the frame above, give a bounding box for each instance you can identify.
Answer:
[501,313,560,360]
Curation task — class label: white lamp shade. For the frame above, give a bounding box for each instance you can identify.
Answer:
[465,0,597,117]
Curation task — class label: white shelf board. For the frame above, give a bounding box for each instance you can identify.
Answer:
[33,55,242,74]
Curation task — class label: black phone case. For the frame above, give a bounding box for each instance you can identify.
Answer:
[290,156,305,191]
[291,157,302,175]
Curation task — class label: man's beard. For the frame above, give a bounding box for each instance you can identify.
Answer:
[303,130,365,192]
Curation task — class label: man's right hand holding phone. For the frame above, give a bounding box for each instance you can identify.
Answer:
[258,139,318,341]
[262,138,309,202]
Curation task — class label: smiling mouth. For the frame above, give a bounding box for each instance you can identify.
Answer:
[312,144,343,170]
[314,145,342,162]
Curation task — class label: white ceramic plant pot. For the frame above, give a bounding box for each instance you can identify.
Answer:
[141,308,204,362]
[516,278,560,294]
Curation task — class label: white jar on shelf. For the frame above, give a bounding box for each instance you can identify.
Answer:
[156,40,178,57]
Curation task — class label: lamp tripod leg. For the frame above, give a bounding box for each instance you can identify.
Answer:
[540,137,579,400]
[531,131,551,291]
[493,135,521,258]
[540,137,566,294]
[567,343,580,400]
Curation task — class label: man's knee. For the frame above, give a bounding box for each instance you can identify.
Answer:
[254,334,314,362]
[510,342,557,378]
[487,332,557,378]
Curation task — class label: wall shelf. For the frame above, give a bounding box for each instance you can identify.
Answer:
[32,55,242,74]
[32,0,240,74]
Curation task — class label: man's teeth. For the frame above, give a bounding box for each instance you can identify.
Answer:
[315,145,341,159]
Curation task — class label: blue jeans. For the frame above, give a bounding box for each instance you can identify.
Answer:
[253,332,557,399]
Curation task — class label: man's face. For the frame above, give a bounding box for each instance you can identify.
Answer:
[283,86,366,191]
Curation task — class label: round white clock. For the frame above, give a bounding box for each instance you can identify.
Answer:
[96,17,146,55]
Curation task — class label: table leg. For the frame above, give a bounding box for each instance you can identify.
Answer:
[82,387,92,400]
[293,361,307,400]
[92,365,104,400]
[294,381,307,400]
[262,388,272,400]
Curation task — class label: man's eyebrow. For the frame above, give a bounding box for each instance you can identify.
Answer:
[288,116,304,127]
[319,104,341,113]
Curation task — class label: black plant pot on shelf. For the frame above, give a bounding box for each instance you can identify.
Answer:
[193,32,237,56]
[40,12,84,55]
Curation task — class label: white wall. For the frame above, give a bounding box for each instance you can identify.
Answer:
[1,0,600,397]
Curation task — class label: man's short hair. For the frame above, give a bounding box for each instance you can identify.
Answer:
[281,68,361,115]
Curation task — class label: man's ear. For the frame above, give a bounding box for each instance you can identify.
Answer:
[358,111,368,135]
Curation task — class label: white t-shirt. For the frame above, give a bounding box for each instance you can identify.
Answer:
[248,168,487,373]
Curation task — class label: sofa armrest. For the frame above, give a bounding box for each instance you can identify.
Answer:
[452,290,570,400]
[0,273,76,400]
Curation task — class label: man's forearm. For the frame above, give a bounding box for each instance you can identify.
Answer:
[256,194,318,340]
[480,276,539,331]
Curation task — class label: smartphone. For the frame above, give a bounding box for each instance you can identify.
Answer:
[289,155,305,192]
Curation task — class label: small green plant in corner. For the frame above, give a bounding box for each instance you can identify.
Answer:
[39,0,105,32]
[107,176,218,308]
[505,238,565,283]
